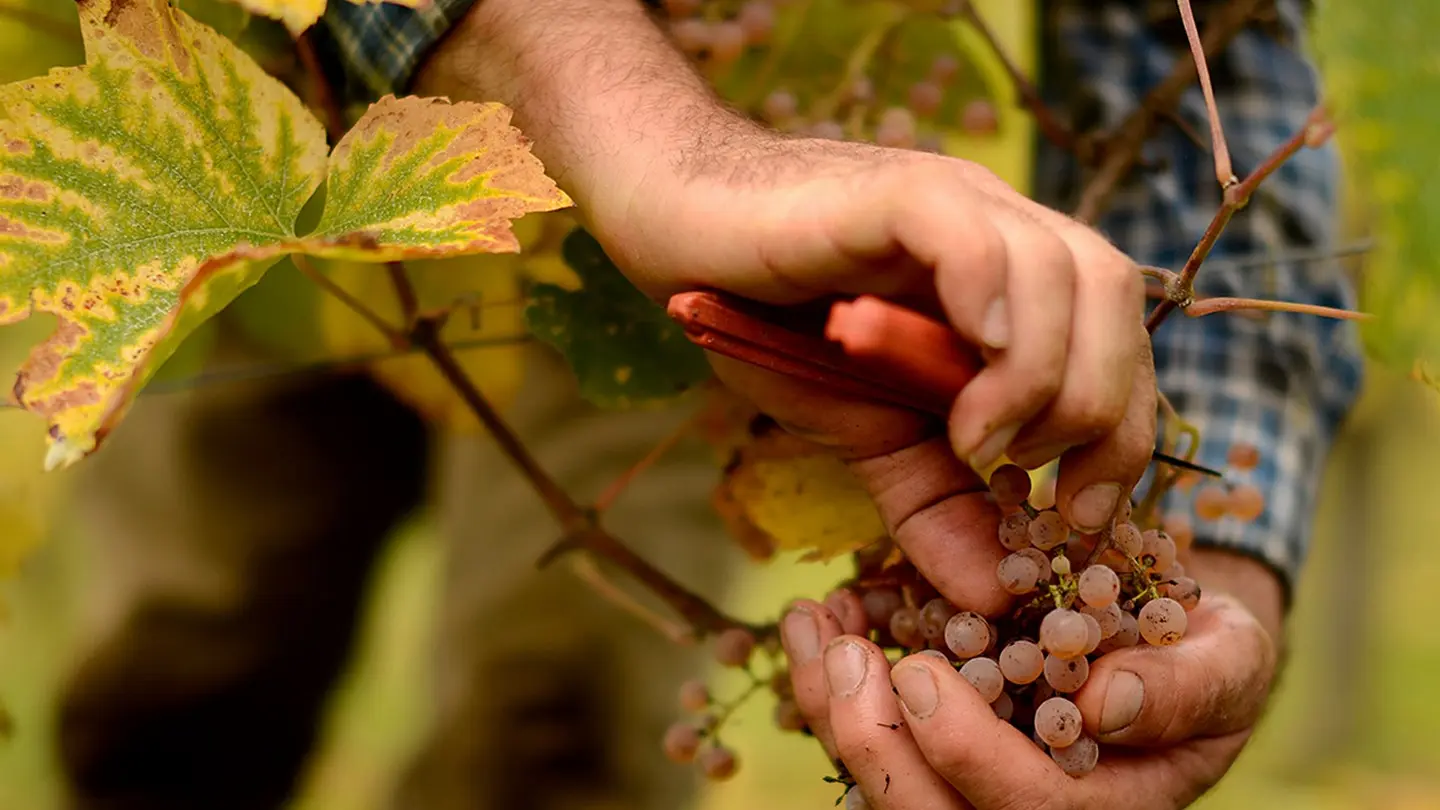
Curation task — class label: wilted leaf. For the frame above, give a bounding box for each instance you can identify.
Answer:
[0,0,329,468]
[1313,2,1440,370]
[302,96,573,261]
[524,228,712,409]
[716,422,887,563]
[316,253,527,431]
[225,0,430,35]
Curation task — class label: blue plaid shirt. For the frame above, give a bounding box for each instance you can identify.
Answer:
[319,0,1364,602]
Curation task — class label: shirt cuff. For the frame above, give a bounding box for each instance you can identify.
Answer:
[316,0,482,106]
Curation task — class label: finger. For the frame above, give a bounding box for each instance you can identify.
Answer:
[1072,593,1277,747]
[940,209,1076,472]
[780,600,849,759]
[847,439,1011,616]
[822,640,969,810]
[709,356,1012,616]
[825,588,870,637]
[1007,234,1145,477]
[1050,333,1157,533]
[888,654,1070,807]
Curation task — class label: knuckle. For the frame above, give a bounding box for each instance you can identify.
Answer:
[1009,368,1064,410]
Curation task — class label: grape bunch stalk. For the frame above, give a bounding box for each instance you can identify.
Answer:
[662,446,1269,791]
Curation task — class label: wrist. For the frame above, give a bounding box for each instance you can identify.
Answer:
[411,0,752,247]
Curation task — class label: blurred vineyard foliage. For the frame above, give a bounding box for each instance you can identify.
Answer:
[1,1,1439,809]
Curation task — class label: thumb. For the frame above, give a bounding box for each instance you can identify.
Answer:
[1073,593,1277,747]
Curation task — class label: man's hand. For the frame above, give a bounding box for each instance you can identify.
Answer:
[779,549,1282,809]
[417,0,1154,615]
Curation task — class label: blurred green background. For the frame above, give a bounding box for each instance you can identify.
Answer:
[3,1,1440,809]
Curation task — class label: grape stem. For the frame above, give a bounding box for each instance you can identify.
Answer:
[1074,0,1265,224]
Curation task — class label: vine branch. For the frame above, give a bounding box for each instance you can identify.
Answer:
[1146,105,1338,332]
[387,261,420,331]
[1175,0,1234,186]
[1074,0,1265,224]
[410,310,756,638]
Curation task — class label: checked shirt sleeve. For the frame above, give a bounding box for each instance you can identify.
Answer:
[1033,0,1365,604]
[314,0,482,105]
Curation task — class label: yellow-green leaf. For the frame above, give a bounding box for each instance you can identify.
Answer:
[717,423,887,563]
[301,95,573,261]
[0,0,328,468]
[226,0,430,35]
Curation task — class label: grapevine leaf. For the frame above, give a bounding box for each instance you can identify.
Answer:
[316,253,527,431]
[1313,2,1440,372]
[223,0,430,35]
[0,0,329,468]
[524,228,712,408]
[715,422,887,563]
[302,96,572,261]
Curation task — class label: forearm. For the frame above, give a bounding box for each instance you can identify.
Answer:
[411,0,753,235]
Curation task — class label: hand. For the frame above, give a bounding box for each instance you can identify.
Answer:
[778,549,1281,809]
[603,134,1155,615]
[418,0,1154,615]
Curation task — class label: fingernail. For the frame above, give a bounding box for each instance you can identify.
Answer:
[781,607,821,664]
[825,640,868,698]
[918,649,951,663]
[892,663,940,719]
[982,296,1009,349]
[1099,670,1144,735]
[1071,482,1122,532]
[966,421,1022,471]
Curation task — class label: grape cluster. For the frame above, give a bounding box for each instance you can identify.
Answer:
[665,444,1269,787]
[661,627,762,782]
[818,472,1198,776]
[659,0,1000,150]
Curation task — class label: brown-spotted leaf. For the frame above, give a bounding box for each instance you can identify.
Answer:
[0,0,329,469]
[301,95,573,261]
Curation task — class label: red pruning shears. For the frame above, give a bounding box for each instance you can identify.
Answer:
[666,291,1220,478]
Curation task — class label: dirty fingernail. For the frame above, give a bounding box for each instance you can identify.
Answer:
[1072,482,1121,532]
[825,640,868,698]
[1099,670,1145,735]
[893,662,940,719]
[781,607,821,664]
